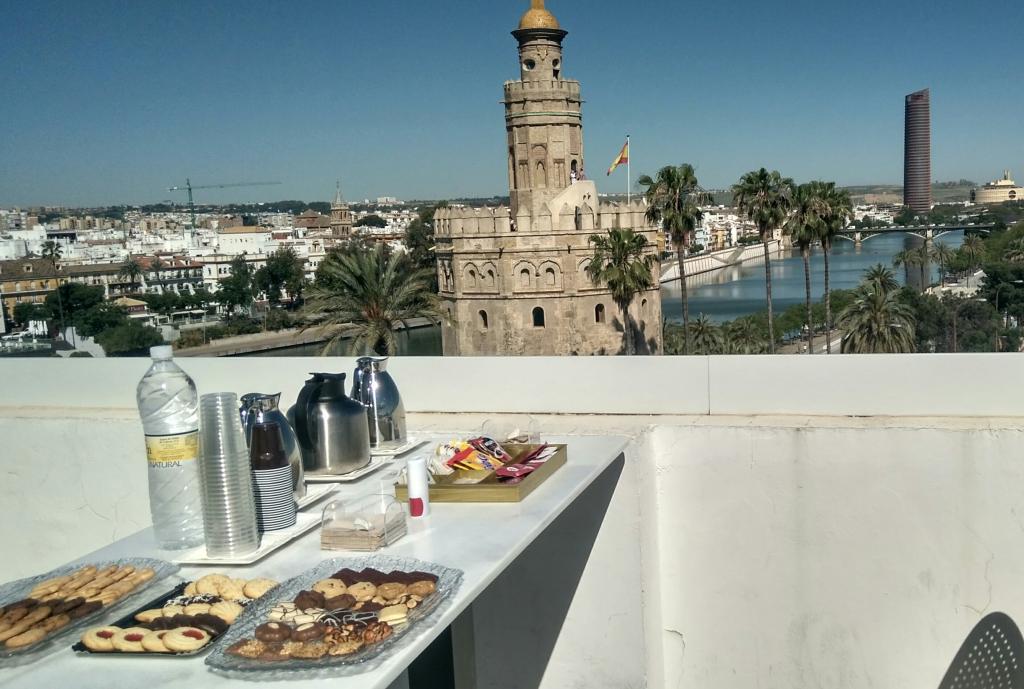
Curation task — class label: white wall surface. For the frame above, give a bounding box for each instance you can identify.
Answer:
[646,420,1024,689]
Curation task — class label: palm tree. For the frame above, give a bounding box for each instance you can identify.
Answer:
[723,317,769,354]
[962,235,986,283]
[639,164,709,355]
[1005,238,1024,264]
[586,228,656,356]
[817,182,853,354]
[40,240,65,339]
[837,286,916,353]
[732,168,794,352]
[784,183,824,355]
[302,245,440,356]
[863,264,899,295]
[930,243,954,285]
[118,258,146,294]
[893,247,926,290]
[688,314,722,355]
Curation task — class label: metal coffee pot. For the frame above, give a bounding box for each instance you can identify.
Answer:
[240,393,306,500]
[290,373,371,476]
[351,357,407,450]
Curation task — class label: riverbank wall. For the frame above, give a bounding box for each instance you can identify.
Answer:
[660,240,783,284]
[176,317,436,357]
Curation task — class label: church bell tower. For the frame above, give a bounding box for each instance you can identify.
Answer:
[330,181,353,239]
[505,0,584,219]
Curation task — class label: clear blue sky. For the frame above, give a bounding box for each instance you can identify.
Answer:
[1,0,1020,207]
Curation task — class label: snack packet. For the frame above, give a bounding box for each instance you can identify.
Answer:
[437,437,510,471]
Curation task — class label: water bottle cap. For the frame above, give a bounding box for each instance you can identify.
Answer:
[150,345,174,361]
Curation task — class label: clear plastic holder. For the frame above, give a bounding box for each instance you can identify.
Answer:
[320,493,407,552]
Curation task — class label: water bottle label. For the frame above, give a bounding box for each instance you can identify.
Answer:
[145,431,199,467]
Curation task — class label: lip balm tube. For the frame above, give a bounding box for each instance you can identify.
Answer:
[406,456,431,519]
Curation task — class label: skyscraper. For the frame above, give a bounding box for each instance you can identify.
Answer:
[904,89,932,215]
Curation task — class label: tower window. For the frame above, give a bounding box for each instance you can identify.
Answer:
[545,267,556,286]
[523,59,536,71]
[595,304,606,323]
[532,307,546,328]
[479,310,489,330]
[520,268,531,288]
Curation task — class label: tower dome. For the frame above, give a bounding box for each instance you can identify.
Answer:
[518,0,559,30]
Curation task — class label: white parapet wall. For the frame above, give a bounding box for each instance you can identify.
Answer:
[2,355,1024,689]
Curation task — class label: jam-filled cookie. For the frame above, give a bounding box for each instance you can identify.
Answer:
[81,626,121,652]
[141,630,170,653]
[112,627,150,653]
[163,627,211,653]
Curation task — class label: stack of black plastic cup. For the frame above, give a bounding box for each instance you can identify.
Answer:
[250,421,297,532]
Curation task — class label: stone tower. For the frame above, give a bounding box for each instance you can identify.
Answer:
[330,182,353,239]
[434,0,662,356]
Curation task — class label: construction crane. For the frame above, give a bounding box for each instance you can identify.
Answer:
[167,179,282,232]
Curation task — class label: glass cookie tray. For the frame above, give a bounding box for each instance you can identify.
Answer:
[205,556,463,680]
[0,557,178,669]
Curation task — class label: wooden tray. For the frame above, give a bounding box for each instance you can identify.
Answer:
[395,444,567,503]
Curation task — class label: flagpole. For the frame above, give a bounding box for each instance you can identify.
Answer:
[626,134,631,205]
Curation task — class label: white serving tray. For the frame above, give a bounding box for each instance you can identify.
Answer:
[304,456,392,484]
[296,483,338,510]
[172,511,321,566]
[370,438,428,457]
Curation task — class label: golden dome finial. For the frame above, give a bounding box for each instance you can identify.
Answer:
[519,0,560,30]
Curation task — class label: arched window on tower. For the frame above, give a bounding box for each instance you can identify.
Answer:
[536,161,546,188]
[479,310,489,330]
[544,267,556,287]
[532,307,546,328]
[520,269,531,288]
[595,304,606,324]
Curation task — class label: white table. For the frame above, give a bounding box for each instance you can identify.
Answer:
[0,435,628,688]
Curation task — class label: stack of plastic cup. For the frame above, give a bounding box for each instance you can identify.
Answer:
[199,392,259,557]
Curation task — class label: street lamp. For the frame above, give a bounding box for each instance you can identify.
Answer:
[952,298,987,353]
[993,280,1024,323]
[992,280,1024,351]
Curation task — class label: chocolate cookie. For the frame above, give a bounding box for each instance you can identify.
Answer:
[293,590,326,612]
[68,601,102,620]
[291,622,325,642]
[191,613,229,637]
[51,598,84,615]
[254,622,292,643]
[324,593,356,611]
[330,569,361,586]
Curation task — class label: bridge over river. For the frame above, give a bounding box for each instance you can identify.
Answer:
[836,224,995,247]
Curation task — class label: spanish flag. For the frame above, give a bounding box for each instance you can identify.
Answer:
[607,139,629,176]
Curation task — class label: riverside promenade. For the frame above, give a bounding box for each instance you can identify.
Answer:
[660,240,783,284]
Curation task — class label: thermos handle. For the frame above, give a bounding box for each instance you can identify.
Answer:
[292,377,321,451]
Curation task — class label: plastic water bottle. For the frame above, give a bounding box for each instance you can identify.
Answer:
[136,345,205,549]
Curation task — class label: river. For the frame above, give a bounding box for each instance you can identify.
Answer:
[662,232,966,324]
[243,232,965,356]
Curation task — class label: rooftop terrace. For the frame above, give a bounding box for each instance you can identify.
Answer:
[2,355,1022,688]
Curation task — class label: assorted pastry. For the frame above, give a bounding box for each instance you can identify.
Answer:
[78,573,278,655]
[226,567,439,662]
[0,564,157,652]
